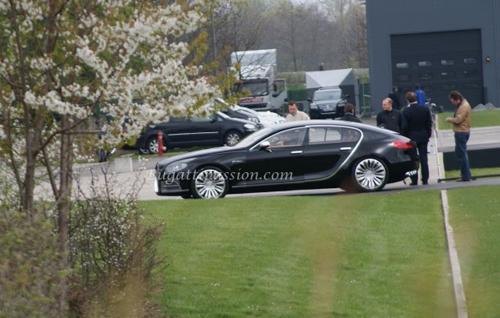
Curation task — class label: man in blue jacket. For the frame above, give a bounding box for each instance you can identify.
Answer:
[416,85,427,106]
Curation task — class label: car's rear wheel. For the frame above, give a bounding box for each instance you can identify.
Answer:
[191,167,228,199]
[352,157,388,192]
[224,130,242,146]
[147,137,158,154]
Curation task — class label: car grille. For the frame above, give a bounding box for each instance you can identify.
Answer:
[241,103,269,109]
[159,180,182,192]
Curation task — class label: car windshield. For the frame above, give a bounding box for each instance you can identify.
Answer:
[237,81,269,96]
[237,127,274,148]
[314,89,342,101]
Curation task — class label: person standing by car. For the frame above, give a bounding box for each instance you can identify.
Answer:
[286,100,310,122]
[377,98,403,133]
[416,85,427,106]
[446,90,472,182]
[388,87,402,110]
[402,91,432,185]
[339,103,361,123]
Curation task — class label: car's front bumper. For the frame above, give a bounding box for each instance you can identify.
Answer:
[154,177,191,196]
[309,109,342,119]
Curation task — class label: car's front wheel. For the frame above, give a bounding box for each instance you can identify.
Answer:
[224,130,242,146]
[345,157,388,192]
[191,167,228,199]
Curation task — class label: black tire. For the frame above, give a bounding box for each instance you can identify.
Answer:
[180,193,192,199]
[191,166,228,199]
[224,130,242,146]
[345,157,388,192]
[138,146,150,154]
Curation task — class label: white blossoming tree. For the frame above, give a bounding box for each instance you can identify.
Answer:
[0,1,217,214]
[0,0,217,312]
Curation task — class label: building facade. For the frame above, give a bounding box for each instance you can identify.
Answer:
[366,0,500,111]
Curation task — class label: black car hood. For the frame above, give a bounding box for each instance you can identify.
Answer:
[157,146,239,168]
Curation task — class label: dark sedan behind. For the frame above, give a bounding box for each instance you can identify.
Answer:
[136,113,260,154]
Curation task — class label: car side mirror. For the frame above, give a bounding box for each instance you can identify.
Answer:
[258,141,272,152]
[307,98,312,103]
[209,115,217,123]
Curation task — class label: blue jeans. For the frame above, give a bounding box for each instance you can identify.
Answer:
[454,132,472,181]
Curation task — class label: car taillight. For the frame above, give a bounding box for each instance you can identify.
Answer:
[391,140,415,150]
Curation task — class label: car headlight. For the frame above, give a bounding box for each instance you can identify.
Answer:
[165,161,188,173]
[250,117,260,124]
[244,123,257,131]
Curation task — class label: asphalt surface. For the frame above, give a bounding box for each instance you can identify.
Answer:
[66,118,500,201]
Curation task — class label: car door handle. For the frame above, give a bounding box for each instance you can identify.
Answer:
[290,150,303,154]
[340,147,352,151]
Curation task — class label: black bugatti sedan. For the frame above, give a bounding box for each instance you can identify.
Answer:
[154,120,418,199]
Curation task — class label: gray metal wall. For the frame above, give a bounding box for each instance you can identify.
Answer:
[366,0,500,112]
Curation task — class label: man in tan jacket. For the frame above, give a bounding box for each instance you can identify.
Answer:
[286,100,310,122]
[446,90,472,181]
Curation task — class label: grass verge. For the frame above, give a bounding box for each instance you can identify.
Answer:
[142,191,455,317]
[445,167,500,179]
[438,110,500,129]
[447,186,500,318]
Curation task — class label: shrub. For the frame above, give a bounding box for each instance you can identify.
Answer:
[69,170,164,317]
[0,209,65,318]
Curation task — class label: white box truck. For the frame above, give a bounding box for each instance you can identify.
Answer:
[231,49,287,112]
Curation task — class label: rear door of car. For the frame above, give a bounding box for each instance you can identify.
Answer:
[167,116,221,146]
[301,125,362,181]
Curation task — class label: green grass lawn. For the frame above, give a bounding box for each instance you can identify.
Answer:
[445,167,500,179]
[438,110,500,129]
[142,191,455,317]
[448,186,500,318]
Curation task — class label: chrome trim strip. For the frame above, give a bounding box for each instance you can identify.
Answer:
[235,125,365,188]
[169,132,218,136]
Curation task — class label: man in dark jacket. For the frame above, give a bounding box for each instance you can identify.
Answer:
[339,103,361,123]
[377,98,403,133]
[388,87,402,110]
[402,91,432,185]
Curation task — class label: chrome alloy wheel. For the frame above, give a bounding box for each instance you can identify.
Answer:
[354,158,387,191]
[148,138,159,153]
[225,132,241,146]
[194,169,227,199]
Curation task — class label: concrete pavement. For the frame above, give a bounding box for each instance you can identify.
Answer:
[64,119,500,201]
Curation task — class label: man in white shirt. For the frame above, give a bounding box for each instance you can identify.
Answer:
[286,100,310,122]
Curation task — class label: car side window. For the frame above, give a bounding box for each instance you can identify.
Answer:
[307,127,342,144]
[308,128,327,144]
[307,127,360,144]
[341,128,361,142]
[265,128,306,149]
[190,116,211,123]
[325,128,342,142]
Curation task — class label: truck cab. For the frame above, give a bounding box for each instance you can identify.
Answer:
[231,49,287,112]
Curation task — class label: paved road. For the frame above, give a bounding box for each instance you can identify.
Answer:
[67,167,500,202]
[64,120,500,201]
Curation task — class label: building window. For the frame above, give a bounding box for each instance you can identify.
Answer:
[463,70,478,78]
[397,74,410,82]
[395,62,409,69]
[418,61,432,67]
[441,71,456,79]
[419,73,433,81]
[463,58,478,64]
[441,59,455,66]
